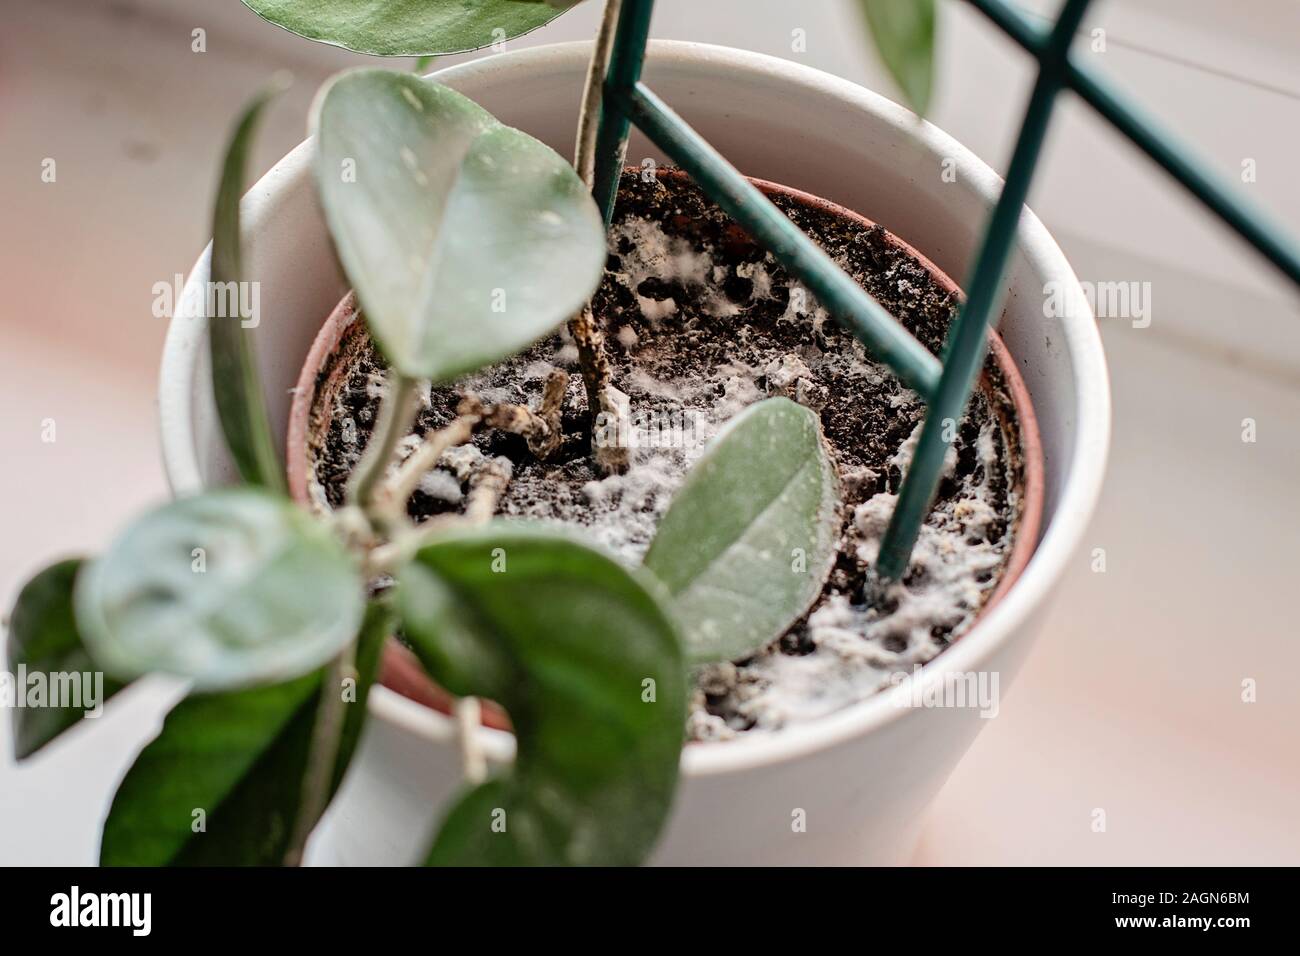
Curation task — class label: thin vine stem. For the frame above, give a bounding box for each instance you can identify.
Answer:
[455,697,488,784]
[347,371,420,512]
[567,0,625,469]
[575,0,624,187]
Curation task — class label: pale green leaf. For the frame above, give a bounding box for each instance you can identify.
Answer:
[75,489,365,691]
[209,79,289,492]
[858,0,936,115]
[313,71,606,380]
[240,0,569,56]
[644,398,841,665]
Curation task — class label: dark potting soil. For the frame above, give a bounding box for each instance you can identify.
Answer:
[307,170,1026,738]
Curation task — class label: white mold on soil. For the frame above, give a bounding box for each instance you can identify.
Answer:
[312,178,1023,741]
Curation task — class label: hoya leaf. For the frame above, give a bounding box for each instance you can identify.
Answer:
[313,71,606,381]
[643,398,840,665]
[240,0,570,57]
[99,601,390,866]
[398,561,511,702]
[209,80,289,492]
[397,525,686,866]
[857,0,936,115]
[75,489,365,692]
[5,560,124,760]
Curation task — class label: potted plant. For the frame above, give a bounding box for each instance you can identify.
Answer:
[10,0,1110,866]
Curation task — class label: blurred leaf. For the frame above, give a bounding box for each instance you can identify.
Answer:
[398,561,511,702]
[100,600,390,866]
[6,560,124,760]
[510,0,586,8]
[644,398,840,665]
[240,0,570,56]
[209,79,290,492]
[312,71,606,381]
[857,0,936,115]
[398,525,686,866]
[75,489,364,692]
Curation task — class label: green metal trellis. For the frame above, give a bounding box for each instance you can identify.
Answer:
[592,0,1300,583]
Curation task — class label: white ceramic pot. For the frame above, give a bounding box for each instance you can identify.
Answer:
[159,41,1109,866]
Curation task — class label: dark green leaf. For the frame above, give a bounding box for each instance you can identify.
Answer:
[240,0,570,57]
[398,525,686,866]
[312,70,606,381]
[75,489,365,691]
[209,79,290,492]
[6,560,124,760]
[398,561,511,701]
[857,0,936,115]
[100,600,390,866]
[643,398,840,665]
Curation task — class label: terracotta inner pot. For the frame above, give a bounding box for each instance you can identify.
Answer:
[286,169,1045,736]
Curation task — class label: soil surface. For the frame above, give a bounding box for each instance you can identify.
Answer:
[308,170,1025,739]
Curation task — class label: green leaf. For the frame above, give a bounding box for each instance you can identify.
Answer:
[209,79,290,492]
[643,398,840,665]
[240,0,570,57]
[100,600,390,866]
[312,70,606,381]
[5,560,124,760]
[397,525,686,866]
[857,0,936,115]
[74,489,365,691]
[398,561,512,702]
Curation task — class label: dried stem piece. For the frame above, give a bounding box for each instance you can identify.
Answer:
[476,368,569,460]
[464,455,513,526]
[537,367,569,453]
[379,370,569,526]
[454,696,488,784]
[569,307,621,457]
[383,407,481,521]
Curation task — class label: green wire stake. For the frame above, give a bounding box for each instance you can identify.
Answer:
[591,0,1300,585]
[876,0,1094,579]
[592,0,654,225]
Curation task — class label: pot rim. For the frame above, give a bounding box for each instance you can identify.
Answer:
[158,39,1110,778]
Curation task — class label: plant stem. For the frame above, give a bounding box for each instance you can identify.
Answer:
[347,370,420,511]
[379,370,567,525]
[464,456,513,526]
[381,410,481,527]
[448,450,515,786]
[574,0,624,188]
[455,696,488,785]
[284,642,356,867]
[568,0,625,469]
